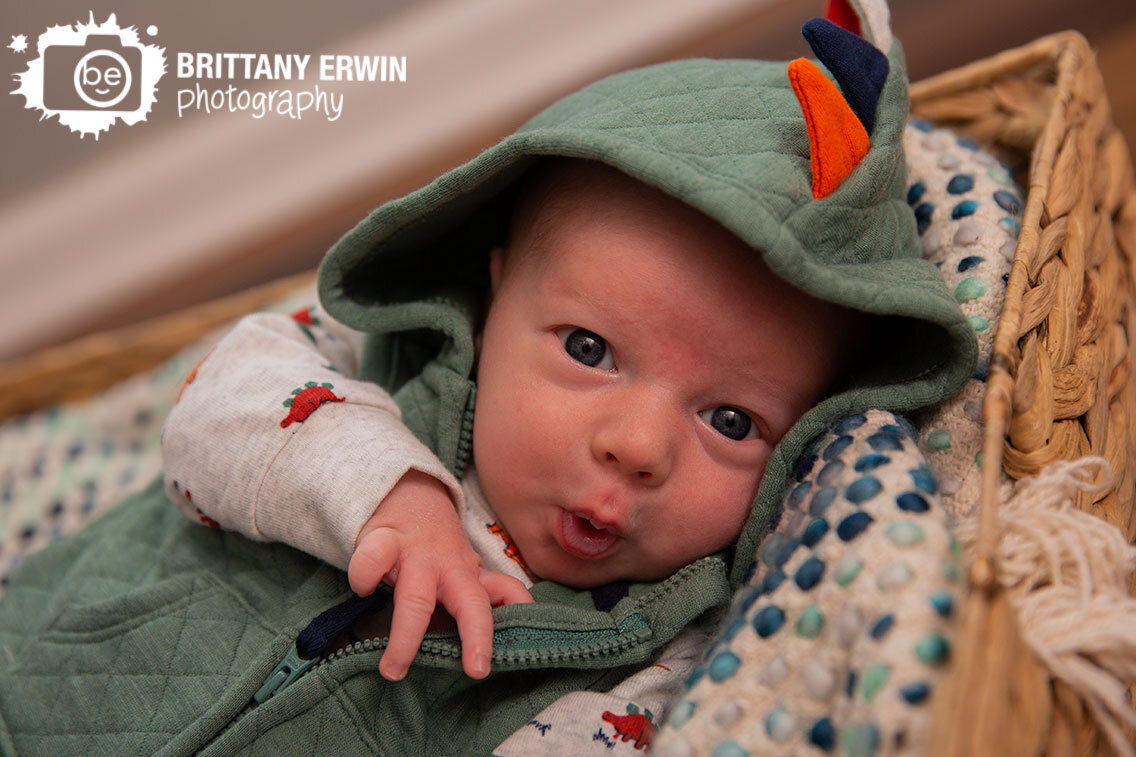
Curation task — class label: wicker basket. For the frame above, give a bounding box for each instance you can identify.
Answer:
[0,30,1133,755]
[911,32,1136,755]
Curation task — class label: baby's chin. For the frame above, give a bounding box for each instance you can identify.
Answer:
[522,552,679,589]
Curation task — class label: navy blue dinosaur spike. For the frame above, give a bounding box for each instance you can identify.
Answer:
[801,17,889,134]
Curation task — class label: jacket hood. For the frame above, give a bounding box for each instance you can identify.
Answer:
[318,43,976,591]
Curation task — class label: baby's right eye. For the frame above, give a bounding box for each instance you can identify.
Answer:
[557,327,615,370]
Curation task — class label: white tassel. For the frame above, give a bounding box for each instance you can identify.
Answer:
[955,457,1136,757]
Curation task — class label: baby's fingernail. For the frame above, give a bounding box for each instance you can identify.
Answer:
[383,664,406,681]
[472,654,490,678]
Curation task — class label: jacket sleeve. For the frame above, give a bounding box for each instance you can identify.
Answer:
[160,303,465,569]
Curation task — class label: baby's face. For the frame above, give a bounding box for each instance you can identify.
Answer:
[472,162,849,588]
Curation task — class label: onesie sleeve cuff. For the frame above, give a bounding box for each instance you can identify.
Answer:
[252,400,465,569]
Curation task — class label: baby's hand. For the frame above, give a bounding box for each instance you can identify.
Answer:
[348,469,533,681]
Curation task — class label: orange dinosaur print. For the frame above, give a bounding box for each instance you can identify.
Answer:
[280,382,345,428]
[486,522,535,580]
[176,348,215,403]
[602,710,653,751]
[291,306,320,343]
[290,306,316,326]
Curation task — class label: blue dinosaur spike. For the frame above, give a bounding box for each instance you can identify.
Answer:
[801,17,889,134]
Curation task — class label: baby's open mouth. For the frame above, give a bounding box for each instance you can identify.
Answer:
[556,509,620,559]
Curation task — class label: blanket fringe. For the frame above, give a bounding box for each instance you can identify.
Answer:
[954,456,1136,757]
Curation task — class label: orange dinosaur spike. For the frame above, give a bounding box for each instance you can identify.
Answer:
[788,57,869,199]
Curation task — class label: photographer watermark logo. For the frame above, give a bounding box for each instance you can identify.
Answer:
[10,12,166,139]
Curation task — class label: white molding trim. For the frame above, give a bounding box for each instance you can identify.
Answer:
[0,0,775,361]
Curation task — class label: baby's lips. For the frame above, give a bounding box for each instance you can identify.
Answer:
[555,508,621,559]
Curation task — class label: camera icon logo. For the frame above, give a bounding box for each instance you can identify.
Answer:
[11,13,166,139]
[44,34,141,111]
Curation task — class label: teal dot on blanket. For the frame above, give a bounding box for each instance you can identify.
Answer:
[808,717,836,751]
[835,555,863,586]
[764,707,796,743]
[795,557,826,590]
[860,663,890,700]
[930,591,955,618]
[817,460,845,486]
[801,518,829,547]
[926,430,951,450]
[835,413,867,433]
[999,216,1021,238]
[823,435,854,460]
[900,681,932,704]
[842,723,881,757]
[958,255,985,272]
[760,533,789,567]
[914,633,951,665]
[897,492,930,513]
[754,605,786,637]
[954,277,989,302]
[937,153,960,170]
[685,668,704,689]
[710,740,749,757]
[951,200,979,219]
[786,481,812,509]
[845,477,882,504]
[877,563,915,591]
[867,431,904,451]
[761,568,786,595]
[946,174,974,194]
[974,358,990,381]
[994,190,1021,214]
[987,165,1013,186]
[910,119,933,133]
[854,454,890,472]
[969,316,990,332]
[845,669,858,697]
[795,451,818,481]
[957,136,979,150]
[868,613,895,640]
[796,606,825,637]
[906,182,925,205]
[886,521,925,547]
[708,651,741,682]
[914,202,934,234]
[670,699,697,727]
[837,512,874,541]
[910,465,938,494]
[810,486,838,516]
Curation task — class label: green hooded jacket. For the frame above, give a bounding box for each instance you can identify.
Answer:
[0,35,974,756]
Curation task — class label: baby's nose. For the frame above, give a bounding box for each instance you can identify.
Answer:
[591,400,674,485]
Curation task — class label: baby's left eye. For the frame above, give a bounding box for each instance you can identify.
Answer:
[699,406,757,441]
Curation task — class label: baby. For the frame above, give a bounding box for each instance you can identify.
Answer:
[166,158,860,683]
[0,3,977,752]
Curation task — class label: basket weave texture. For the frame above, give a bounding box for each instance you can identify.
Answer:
[912,32,1136,755]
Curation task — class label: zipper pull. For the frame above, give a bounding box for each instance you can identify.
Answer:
[254,642,319,703]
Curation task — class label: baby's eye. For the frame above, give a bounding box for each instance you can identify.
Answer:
[699,406,757,441]
[557,327,615,370]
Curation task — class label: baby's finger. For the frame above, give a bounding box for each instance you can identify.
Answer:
[382,562,437,681]
[480,571,535,608]
[437,569,494,679]
[348,528,400,597]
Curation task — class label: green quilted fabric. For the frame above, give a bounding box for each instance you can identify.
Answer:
[0,477,730,754]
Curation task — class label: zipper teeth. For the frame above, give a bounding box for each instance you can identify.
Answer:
[311,622,652,673]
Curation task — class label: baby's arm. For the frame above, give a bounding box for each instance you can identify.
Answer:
[162,304,530,677]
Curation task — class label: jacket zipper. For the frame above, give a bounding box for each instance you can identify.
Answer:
[252,603,652,703]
